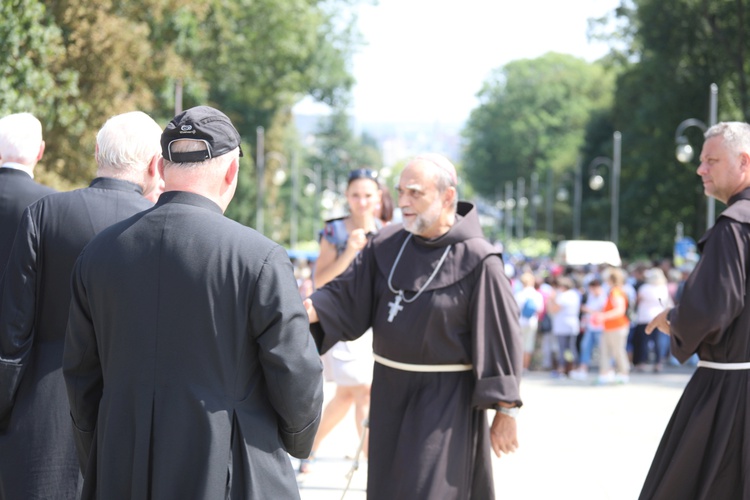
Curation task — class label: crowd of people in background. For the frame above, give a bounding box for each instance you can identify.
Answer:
[505,257,695,384]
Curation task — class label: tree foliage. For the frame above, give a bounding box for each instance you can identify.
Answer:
[463,53,614,199]
[3,0,364,200]
[462,53,615,243]
[464,0,750,260]
[193,0,358,138]
[0,0,81,188]
[595,0,750,258]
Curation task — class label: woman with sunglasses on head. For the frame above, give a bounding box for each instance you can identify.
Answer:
[299,167,383,474]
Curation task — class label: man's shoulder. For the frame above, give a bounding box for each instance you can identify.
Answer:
[452,236,502,271]
[148,206,278,251]
[463,236,500,256]
[373,222,403,240]
[30,180,56,198]
[720,198,750,224]
[698,206,750,250]
[0,170,55,202]
[33,184,151,212]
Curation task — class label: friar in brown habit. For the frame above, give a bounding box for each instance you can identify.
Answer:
[305,153,523,500]
[642,122,750,499]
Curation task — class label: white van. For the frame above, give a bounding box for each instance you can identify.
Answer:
[554,240,622,267]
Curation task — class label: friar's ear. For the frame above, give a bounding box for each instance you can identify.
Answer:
[443,185,457,208]
[740,151,750,172]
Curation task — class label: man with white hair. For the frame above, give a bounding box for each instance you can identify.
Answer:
[0,111,162,499]
[305,153,523,499]
[63,106,323,499]
[0,112,56,274]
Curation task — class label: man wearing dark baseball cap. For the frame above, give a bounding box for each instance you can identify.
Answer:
[160,105,244,164]
[64,105,324,499]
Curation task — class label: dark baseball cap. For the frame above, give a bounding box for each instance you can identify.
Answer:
[161,106,243,163]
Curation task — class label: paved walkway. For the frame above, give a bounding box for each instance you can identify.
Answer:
[295,365,695,499]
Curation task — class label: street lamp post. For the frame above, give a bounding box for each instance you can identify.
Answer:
[516,177,527,239]
[302,165,322,244]
[530,172,540,236]
[266,151,289,243]
[555,177,570,242]
[586,131,622,245]
[504,181,514,242]
[573,157,582,239]
[266,153,325,248]
[674,83,719,229]
[290,153,298,248]
[254,127,294,240]
[545,169,553,236]
[174,79,183,116]
[291,160,323,248]
[256,126,265,234]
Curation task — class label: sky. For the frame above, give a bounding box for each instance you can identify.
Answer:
[296,0,622,125]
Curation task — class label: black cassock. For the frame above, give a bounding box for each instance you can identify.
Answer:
[63,191,324,500]
[0,178,152,499]
[311,202,523,500]
[640,188,750,499]
[0,167,55,274]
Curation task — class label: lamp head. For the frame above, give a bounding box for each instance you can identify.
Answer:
[272,169,287,186]
[675,137,694,163]
[589,174,605,191]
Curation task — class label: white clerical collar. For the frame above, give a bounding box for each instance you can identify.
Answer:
[1,162,34,179]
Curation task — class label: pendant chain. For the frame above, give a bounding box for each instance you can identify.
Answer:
[387,234,452,304]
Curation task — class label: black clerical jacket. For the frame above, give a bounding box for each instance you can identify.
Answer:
[63,191,323,500]
[0,167,55,275]
[0,177,151,499]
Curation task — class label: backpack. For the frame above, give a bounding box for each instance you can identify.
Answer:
[521,297,538,319]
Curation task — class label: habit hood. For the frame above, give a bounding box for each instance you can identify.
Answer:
[372,201,500,292]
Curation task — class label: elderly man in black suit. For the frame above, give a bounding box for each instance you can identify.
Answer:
[0,112,56,274]
[0,111,163,499]
[63,106,324,499]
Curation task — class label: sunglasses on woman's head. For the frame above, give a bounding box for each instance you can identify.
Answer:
[348,169,378,182]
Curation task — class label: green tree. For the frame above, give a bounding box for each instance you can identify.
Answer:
[2,0,362,186]
[588,0,750,258]
[191,0,366,231]
[4,0,369,240]
[0,0,81,188]
[462,52,615,241]
[35,0,203,183]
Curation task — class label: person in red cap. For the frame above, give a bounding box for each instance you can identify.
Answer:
[305,153,522,500]
[63,106,323,499]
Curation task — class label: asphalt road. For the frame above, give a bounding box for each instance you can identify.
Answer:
[296,366,694,500]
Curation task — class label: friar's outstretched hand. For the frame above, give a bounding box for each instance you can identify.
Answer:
[303,298,319,324]
[646,308,671,336]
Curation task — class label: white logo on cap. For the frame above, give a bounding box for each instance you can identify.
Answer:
[181,125,193,131]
